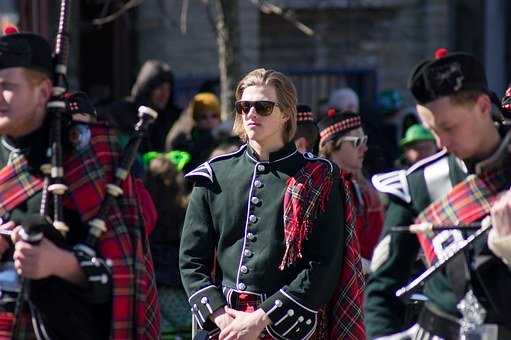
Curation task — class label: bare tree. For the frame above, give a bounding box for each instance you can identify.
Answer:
[213,0,241,120]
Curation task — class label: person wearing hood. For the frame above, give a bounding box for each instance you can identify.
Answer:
[109,60,181,153]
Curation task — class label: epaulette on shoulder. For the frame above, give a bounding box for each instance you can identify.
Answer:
[406,149,447,175]
[184,144,246,183]
[185,162,214,182]
[371,170,411,203]
[302,152,335,173]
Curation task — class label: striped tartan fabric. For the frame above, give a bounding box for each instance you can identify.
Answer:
[0,154,44,217]
[5,123,159,339]
[281,161,334,270]
[416,157,511,265]
[326,172,366,340]
[64,123,160,339]
[282,164,365,339]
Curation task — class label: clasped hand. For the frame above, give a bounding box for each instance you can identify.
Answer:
[213,306,270,340]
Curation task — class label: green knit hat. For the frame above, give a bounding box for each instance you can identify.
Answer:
[400,124,435,148]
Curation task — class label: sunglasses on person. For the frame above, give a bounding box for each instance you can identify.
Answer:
[335,135,368,149]
[235,100,279,116]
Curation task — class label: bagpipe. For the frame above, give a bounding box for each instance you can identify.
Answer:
[392,90,511,336]
[4,1,158,339]
[394,88,511,299]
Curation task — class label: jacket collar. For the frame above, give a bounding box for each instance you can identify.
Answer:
[245,142,298,164]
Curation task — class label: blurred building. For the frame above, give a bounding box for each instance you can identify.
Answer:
[4,0,509,111]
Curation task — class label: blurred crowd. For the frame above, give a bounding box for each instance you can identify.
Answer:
[96,59,439,339]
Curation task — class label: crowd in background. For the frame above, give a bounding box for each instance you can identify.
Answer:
[100,59,439,339]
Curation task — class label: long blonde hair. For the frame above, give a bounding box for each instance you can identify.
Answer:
[233,68,297,142]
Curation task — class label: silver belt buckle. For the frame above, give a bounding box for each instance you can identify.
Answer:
[458,290,489,340]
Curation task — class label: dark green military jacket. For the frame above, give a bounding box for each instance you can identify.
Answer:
[180,143,345,338]
[365,150,468,338]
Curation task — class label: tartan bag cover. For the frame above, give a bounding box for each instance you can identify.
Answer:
[64,123,160,339]
[0,124,159,339]
[416,155,511,265]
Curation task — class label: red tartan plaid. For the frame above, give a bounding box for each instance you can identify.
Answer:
[64,124,160,339]
[327,172,366,340]
[222,292,328,340]
[208,293,272,340]
[280,161,334,269]
[416,158,511,265]
[282,165,365,339]
[0,123,159,339]
[0,155,44,217]
[0,312,14,339]
[355,180,384,260]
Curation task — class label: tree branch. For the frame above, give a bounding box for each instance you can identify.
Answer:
[92,0,144,26]
[249,0,315,36]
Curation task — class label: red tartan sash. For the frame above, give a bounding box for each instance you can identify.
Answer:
[416,152,511,265]
[280,161,334,269]
[327,172,366,340]
[282,165,365,339]
[0,124,159,339]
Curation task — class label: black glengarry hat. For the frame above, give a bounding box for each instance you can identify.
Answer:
[408,48,488,104]
[0,26,52,76]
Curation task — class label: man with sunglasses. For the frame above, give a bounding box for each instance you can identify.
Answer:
[366,50,511,339]
[179,68,363,339]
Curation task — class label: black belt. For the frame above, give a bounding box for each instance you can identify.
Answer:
[418,305,511,340]
[418,305,459,340]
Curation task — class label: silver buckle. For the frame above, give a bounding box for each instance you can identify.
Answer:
[457,290,487,339]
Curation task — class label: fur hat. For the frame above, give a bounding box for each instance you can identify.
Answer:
[0,27,52,75]
[408,48,488,104]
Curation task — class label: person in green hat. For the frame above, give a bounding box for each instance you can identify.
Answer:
[399,124,437,167]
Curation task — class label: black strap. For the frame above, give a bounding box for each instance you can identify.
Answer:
[445,249,471,302]
[418,305,460,340]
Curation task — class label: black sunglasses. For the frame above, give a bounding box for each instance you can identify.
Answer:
[235,100,278,116]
